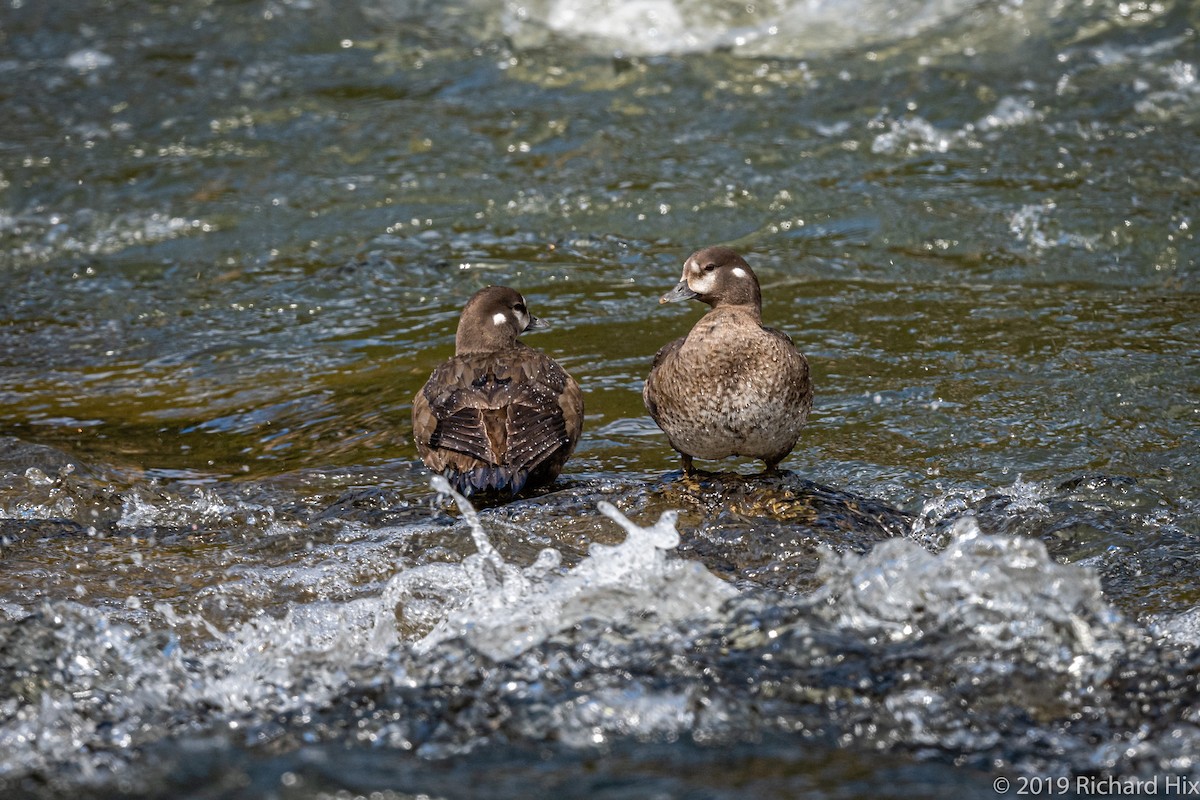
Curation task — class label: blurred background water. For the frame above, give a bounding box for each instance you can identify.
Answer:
[1,0,1198,797]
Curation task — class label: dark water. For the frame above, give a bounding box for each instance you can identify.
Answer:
[1,0,1198,797]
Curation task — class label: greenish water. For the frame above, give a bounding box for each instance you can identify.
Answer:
[1,0,1198,797]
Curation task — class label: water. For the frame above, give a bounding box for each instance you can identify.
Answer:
[1,0,1198,796]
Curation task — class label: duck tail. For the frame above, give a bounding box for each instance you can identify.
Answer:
[447,466,529,497]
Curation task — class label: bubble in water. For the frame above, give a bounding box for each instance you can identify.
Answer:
[65,48,114,71]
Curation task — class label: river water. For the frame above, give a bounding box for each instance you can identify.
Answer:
[1,0,1198,797]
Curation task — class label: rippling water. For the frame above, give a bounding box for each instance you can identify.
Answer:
[1,0,1198,797]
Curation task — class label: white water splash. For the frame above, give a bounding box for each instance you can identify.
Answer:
[813,517,1126,672]
[501,0,995,56]
[0,478,1164,790]
[908,475,1054,545]
[1009,201,1101,252]
[871,96,1043,156]
[377,476,736,661]
[117,486,279,532]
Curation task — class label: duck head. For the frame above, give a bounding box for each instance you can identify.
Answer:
[658,246,762,310]
[455,285,548,354]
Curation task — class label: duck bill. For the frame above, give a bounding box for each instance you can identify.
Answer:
[524,315,550,332]
[659,281,699,304]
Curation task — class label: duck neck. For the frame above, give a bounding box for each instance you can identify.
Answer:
[455,324,518,355]
[708,299,763,323]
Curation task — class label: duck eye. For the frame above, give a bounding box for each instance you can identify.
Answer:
[513,302,527,313]
[704,263,718,272]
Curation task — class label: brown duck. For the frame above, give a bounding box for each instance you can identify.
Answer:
[643,247,812,474]
[412,286,583,495]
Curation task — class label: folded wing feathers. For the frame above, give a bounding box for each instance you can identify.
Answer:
[428,407,492,463]
[506,403,569,475]
[420,354,574,494]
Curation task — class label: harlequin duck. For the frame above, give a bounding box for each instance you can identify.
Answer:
[412,286,584,496]
[643,247,812,474]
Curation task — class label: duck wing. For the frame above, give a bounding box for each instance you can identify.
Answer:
[642,335,685,421]
[504,362,583,477]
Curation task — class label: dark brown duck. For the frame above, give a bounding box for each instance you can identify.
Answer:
[643,247,812,474]
[412,286,584,495]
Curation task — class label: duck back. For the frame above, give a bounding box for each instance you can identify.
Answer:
[414,343,583,495]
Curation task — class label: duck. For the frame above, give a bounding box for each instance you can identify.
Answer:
[412,285,584,496]
[643,246,812,474]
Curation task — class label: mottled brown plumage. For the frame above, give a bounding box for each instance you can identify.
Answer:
[412,286,583,495]
[643,247,812,474]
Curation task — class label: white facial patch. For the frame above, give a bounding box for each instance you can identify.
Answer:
[492,312,508,326]
[732,266,747,278]
[688,265,717,295]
